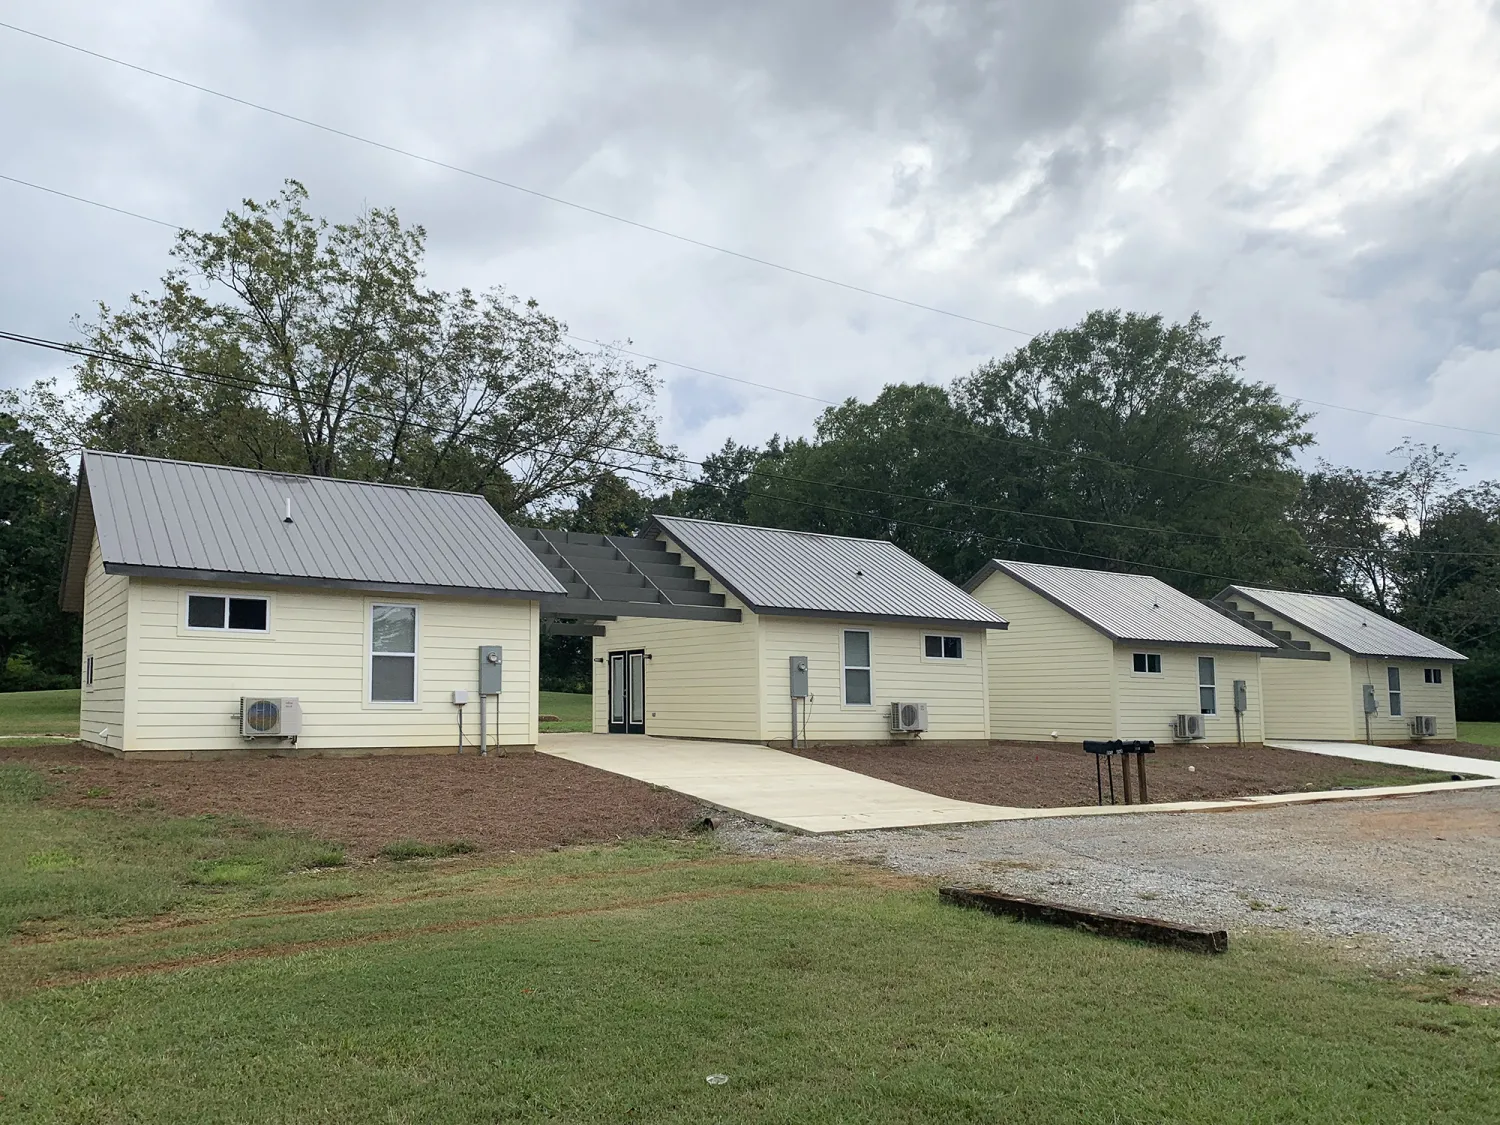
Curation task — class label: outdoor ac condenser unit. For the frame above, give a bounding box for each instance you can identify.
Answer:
[1410,715,1438,739]
[889,701,930,733]
[1173,713,1205,741]
[240,696,303,741]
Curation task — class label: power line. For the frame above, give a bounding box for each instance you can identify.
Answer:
[7,171,1489,512]
[0,19,1034,338]
[5,327,1500,562]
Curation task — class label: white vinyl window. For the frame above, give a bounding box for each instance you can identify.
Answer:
[1387,666,1402,717]
[1424,667,1443,684]
[186,593,268,632]
[843,630,872,706]
[923,635,963,659]
[1132,652,1162,675]
[1198,656,1217,716]
[370,603,418,703]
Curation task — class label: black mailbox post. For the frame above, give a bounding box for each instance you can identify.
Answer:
[1083,739,1156,805]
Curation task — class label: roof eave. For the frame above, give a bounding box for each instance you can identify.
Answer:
[102,564,560,602]
[1221,586,1465,663]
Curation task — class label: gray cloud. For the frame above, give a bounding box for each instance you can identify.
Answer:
[1,0,1498,491]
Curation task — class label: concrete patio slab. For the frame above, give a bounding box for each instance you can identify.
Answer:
[538,733,1500,834]
[1266,740,1500,779]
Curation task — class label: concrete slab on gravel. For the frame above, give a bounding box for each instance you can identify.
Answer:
[1267,740,1500,779]
[538,734,1500,833]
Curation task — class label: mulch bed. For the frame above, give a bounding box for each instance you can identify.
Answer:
[792,740,1469,808]
[1,744,706,856]
[1394,740,1500,762]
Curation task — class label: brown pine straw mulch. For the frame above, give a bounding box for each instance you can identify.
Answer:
[1,743,706,857]
[792,740,1472,808]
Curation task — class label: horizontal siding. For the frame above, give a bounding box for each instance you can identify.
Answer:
[591,584,761,741]
[1260,655,1354,740]
[1219,601,1354,740]
[759,616,989,742]
[1114,646,1265,744]
[80,535,128,749]
[128,580,538,752]
[969,571,1115,741]
[1352,657,1458,741]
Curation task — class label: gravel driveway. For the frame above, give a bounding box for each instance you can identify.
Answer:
[721,788,1500,971]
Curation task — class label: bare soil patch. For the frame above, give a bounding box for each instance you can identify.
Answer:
[1,743,705,855]
[792,740,1459,808]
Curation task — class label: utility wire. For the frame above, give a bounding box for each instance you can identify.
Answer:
[5,327,1499,562]
[5,170,1491,510]
[0,19,1033,337]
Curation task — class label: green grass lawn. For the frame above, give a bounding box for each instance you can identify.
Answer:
[539,688,592,732]
[0,688,79,737]
[1458,722,1500,747]
[1,759,1497,1123]
[0,687,594,738]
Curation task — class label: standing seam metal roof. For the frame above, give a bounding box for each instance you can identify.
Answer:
[62,451,565,607]
[1221,586,1467,661]
[646,515,1006,628]
[969,559,1275,649]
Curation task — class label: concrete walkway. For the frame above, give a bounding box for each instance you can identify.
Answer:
[538,733,1500,834]
[1266,740,1500,779]
[539,733,1011,832]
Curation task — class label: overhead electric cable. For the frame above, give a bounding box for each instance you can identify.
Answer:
[0,19,1034,336]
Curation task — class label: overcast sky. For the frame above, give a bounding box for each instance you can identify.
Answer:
[2,0,1498,485]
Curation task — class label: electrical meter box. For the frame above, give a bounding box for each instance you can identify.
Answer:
[1362,683,1378,714]
[1233,680,1248,713]
[478,646,503,695]
[789,655,809,698]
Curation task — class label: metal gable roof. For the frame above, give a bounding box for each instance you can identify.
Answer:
[969,559,1275,650]
[647,515,1007,629]
[61,451,565,608]
[1221,586,1467,662]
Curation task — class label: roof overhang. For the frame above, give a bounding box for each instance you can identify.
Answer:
[650,518,1006,630]
[970,561,1273,651]
[100,564,555,603]
[1217,586,1467,663]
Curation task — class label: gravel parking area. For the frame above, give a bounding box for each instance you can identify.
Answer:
[2,743,707,856]
[722,788,1500,971]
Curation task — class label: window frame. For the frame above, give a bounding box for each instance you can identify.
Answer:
[1198,655,1217,716]
[842,629,873,707]
[368,601,420,706]
[183,592,270,634]
[1131,652,1163,675]
[1424,667,1442,685]
[922,634,964,660]
[1387,666,1402,717]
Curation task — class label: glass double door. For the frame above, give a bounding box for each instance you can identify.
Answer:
[607,650,646,734]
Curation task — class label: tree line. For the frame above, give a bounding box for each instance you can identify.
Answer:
[2,185,1495,716]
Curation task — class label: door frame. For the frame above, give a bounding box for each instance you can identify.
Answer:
[607,649,646,734]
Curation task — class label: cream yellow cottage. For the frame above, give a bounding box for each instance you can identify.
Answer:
[965,560,1281,745]
[1213,586,1465,742]
[555,516,1008,744]
[61,451,566,759]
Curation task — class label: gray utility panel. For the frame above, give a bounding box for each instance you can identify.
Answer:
[478,646,503,694]
[789,655,809,698]
[1363,683,1378,714]
[1233,679,1248,713]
